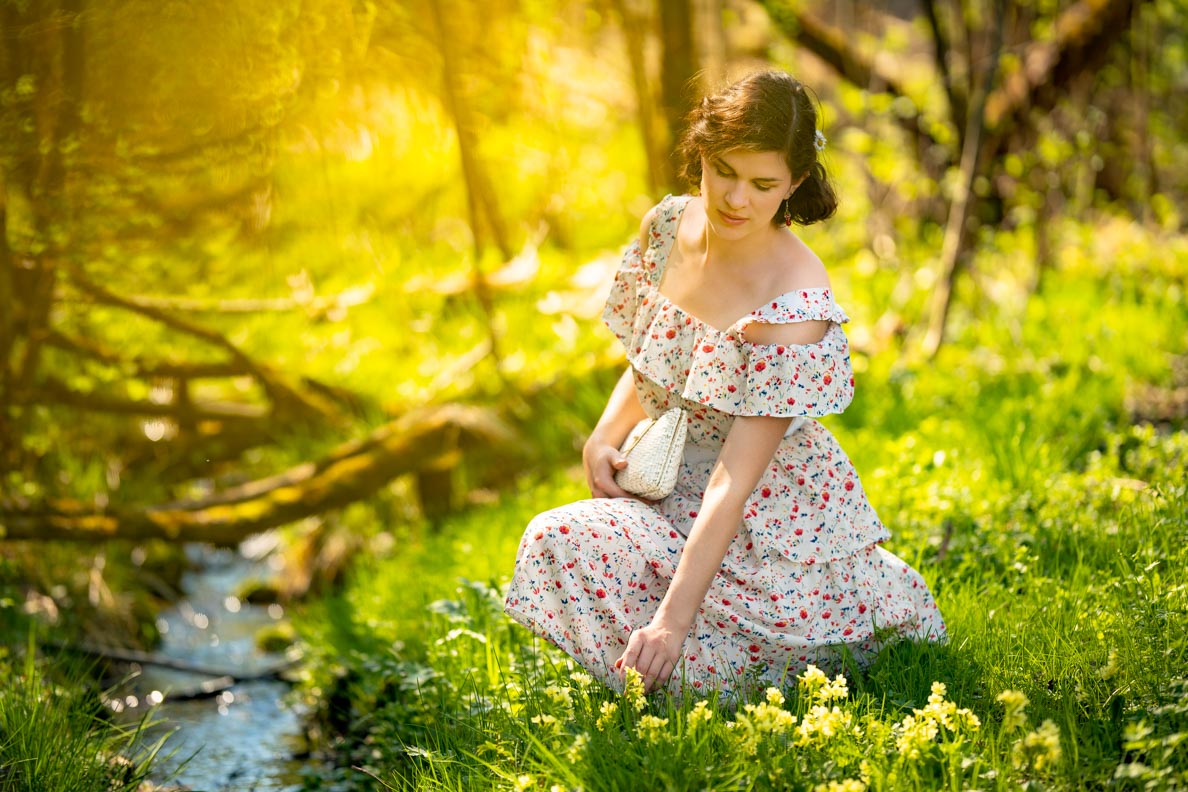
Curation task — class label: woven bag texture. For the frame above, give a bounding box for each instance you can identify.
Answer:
[614,407,687,500]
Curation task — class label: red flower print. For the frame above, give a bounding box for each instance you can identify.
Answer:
[748,644,761,653]
[559,525,570,534]
[800,609,809,619]
[775,621,787,628]
[533,531,544,540]
[823,374,832,385]
[665,329,676,339]
[858,603,867,614]
[755,361,767,372]
[822,610,832,619]
[727,384,737,393]
[761,487,772,498]
[776,346,786,354]
[702,344,714,353]
[822,491,830,502]
[595,589,607,598]
[843,627,853,636]
[845,480,855,491]
[797,477,805,486]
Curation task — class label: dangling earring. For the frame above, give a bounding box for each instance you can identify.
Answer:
[783,199,792,227]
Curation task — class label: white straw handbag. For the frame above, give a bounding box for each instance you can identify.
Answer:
[614,407,687,500]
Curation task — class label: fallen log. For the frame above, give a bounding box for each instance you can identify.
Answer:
[0,404,512,544]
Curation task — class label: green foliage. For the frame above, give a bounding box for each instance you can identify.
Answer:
[291,208,1188,788]
[0,643,171,792]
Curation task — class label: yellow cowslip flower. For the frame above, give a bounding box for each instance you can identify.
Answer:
[892,681,980,761]
[512,775,535,791]
[596,700,619,731]
[799,664,829,696]
[530,713,559,732]
[795,704,851,746]
[895,712,940,760]
[819,674,850,702]
[1098,649,1119,681]
[765,686,786,708]
[543,684,572,710]
[813,780,868,792]
[688,700,714,729]
[570,672,594,688]
[622,667,646,711]
[565,732,588,763]
[997,689,1030,732]
[1013,719,1063,773]
[636,713,670,743]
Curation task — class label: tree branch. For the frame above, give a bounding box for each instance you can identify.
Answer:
[984,0,1137,136]
[756,1,946,154]
[65,265,341,423]
[0,405,512,544]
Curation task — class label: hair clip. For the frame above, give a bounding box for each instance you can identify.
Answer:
[813,129,827,153]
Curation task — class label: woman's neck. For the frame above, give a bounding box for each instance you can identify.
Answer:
[701,215,784,271]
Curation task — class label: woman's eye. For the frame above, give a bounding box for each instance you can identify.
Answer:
[715,168,731,177]
[755,183,773,192]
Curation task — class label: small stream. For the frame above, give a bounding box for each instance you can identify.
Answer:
[112,542,316,791]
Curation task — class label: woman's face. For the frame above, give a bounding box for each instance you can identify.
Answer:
[700,149,797,237]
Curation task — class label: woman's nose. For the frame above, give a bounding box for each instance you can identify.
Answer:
[725,181,745,208]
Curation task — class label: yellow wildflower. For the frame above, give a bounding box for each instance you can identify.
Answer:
[565,732,588,763]
[512,775,535,791]
[636,713,670,743]
[765,686,786,707]
[687,700,714,729]
[997,689,1030,732]
[795,704,851,746]
[895,712,940,759]
[596,700,618,731]
[799,664,829,696]
[1013,719,1063,773]
[622,667,646,711]
[813,780,867,792]
[819,674,850,702]
[530,713,559,732]
[543,684,572,709]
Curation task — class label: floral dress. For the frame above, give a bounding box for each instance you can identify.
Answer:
[504,194,946,697]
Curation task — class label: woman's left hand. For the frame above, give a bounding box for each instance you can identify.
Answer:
[615,618,687,693]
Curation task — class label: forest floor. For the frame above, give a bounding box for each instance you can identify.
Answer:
[289,214,1188,791]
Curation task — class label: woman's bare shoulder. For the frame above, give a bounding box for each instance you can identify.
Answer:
[774,231,831,291]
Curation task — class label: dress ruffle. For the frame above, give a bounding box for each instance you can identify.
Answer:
[602,197,856,418]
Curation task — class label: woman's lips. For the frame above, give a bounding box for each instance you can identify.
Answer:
[718,209,746,226]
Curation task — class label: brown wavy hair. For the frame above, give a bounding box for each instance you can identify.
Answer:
[678,70,837,226]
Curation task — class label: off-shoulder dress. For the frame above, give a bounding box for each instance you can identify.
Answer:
[504,194,946,696]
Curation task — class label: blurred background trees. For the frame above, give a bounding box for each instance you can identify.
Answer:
[0,0,1184,603]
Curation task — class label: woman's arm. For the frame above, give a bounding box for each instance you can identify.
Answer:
[582,367,649,499]
[615,413,792,690]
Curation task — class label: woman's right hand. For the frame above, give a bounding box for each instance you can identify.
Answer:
[582,438,633,499]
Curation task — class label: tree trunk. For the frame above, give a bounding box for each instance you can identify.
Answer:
[610,0,667,195]
[658,0,697,192]
[922,0,1007,359]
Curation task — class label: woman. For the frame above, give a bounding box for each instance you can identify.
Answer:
[504,70,946,697]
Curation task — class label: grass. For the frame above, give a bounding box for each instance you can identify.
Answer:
[291,210,1188,790]
[0,636,173,792]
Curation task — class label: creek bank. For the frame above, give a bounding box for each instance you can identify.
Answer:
[110,541,342,791]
